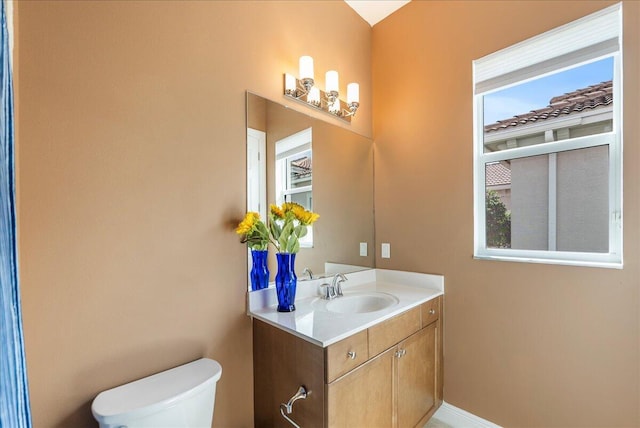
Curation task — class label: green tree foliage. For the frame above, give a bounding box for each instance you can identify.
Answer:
[486,190,511,248]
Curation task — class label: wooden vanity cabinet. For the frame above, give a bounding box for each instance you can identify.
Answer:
[253,319,326,427]
[327,347,395,427]
[253,296,443,428]
[397,323,438,427]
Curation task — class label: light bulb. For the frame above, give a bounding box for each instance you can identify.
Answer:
[329,99,341,114]
[326,70,339,94]
[299,56,314,80]
[308,87,320,105]
[285,74,296,94]
[347,83,359,104]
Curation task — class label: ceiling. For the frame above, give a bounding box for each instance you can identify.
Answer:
[344,0,411,27]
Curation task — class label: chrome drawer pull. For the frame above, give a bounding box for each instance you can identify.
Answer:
[395,349,406,358]
[347,351,356,360]
[429,309,436,315]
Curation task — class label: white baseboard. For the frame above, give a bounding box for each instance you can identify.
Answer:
[433,401,502,428]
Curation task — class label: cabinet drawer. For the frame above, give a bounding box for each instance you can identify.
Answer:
[421,296,441,328]
[326,329,369,383]
[368,306,421,358]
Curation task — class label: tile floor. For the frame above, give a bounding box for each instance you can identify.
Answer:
[424,418,454,428]
[424,417,455,428]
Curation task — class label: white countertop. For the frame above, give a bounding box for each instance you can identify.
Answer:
[247,268,444,347]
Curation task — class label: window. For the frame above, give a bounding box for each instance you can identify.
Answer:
[473,4,622,268]
[275,127,314,247]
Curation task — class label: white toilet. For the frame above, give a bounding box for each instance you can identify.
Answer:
[91,358,222,428]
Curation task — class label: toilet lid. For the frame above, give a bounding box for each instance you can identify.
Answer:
[91,358,222,421]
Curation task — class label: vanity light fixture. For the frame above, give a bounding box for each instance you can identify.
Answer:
[308,87,321,107]
[325,70,339,104]
[299,56,314,92]
[284,56,360,123]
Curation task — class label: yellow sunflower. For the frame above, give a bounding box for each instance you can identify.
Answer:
[270,204,285,219]
[282,202,303,214]
[235,212,260,235]
[294,209,319,226]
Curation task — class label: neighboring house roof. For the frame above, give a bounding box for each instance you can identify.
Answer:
[486,162,511,187]
[484,80,613,133]
[291,156,312,179]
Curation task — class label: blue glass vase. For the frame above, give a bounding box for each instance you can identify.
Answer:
[275,253,297,312]
[250,250,270,291]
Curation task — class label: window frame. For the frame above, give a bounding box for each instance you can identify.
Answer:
[472,4,623,268]
[278,148,312,205]
[275,127,314,248]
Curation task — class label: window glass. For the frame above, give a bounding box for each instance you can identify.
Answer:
[555,145,609,253]
[281,149,313,212]
[288,150,312,190]
[485,146,609,253]
[483,57,614,153]
[275,128,314,246]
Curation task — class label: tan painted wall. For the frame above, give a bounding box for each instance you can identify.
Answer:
[372,1,639,426]
[17,0,640,426]
[16,1,371,427]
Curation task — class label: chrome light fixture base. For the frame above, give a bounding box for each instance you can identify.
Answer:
[283,74,358,123]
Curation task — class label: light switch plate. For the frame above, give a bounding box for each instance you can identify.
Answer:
[359,242,368,257]
[381,243,390,258]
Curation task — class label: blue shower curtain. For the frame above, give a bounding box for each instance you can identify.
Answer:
[0,0,32,426]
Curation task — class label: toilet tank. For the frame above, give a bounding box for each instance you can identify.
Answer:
[91,358,222,428]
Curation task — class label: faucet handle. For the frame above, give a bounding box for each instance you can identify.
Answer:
[321,283,336,300]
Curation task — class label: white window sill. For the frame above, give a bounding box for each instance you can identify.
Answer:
[473,253,623,269]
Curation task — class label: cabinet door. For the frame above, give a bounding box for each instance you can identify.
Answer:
[327,347,394,428]
[396,323,437,428]
[253,319,325,427]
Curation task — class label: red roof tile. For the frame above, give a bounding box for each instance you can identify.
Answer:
[292,157,311,170]
[291,156,311,179]
[486,162,511,186]
[484,80,613,133]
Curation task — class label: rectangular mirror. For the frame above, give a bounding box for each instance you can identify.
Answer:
[246,92,375,290]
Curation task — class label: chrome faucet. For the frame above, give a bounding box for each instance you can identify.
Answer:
[321,282,337,300]
[303,267,314,280]
[331,273,348,297]
[321,273,348,300]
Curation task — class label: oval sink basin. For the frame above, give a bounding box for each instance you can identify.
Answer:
[325,292,399,314]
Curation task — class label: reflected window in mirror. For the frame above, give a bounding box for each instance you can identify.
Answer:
[275,127,313,247]
[247,128,267,219]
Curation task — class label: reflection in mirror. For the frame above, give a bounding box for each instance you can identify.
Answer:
[275,128,313,247]
[246,92,375,290]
